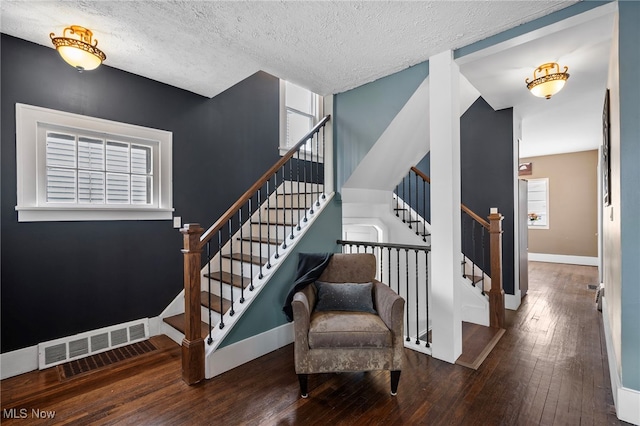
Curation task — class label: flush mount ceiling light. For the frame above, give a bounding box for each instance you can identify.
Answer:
[525,62,570,99]
[50,25,106,71]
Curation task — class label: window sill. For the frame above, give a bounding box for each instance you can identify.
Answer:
[16,206,174,222]
[278,146,324,162]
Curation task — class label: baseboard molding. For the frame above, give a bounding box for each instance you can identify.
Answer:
[505,290,522,311]
[602,297,640,425]
[206,322,294,379]
[0,345,38,380]
[528,253,598,266]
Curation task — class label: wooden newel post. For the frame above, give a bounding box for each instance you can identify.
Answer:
[488,209,506,329]
[180,223,205,385]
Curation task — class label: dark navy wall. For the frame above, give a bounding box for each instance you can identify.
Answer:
[460,98,514,295]
[0,35,280,353]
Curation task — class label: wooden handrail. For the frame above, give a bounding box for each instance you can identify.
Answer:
[199,115,330,248]
[410,166,431,184]
[460,204,490,229]
[410,167,489,229]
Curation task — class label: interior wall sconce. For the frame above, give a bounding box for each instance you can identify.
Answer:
[525,62,570,99]
[50,25,106,71]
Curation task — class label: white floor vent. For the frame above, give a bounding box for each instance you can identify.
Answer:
[38,318,150,369]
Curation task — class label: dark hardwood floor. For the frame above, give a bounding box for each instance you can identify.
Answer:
[1,262,626,425]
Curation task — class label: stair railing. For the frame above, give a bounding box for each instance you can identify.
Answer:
[337,240,431,353]
[394,167,505,329]
[180,115,330,385]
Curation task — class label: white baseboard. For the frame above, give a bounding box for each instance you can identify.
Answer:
[505,289,522,311]
[205,322,294,379]
[602,297,640,425]
[528,253,598,266]
[0,345,38,380]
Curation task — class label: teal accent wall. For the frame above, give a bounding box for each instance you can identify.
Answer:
[618,0,640,392]
[454,1,611,59]
[334,62,429,190]
[219,197,342,347]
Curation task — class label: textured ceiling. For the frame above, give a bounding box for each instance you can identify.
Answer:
[1,0,577,98]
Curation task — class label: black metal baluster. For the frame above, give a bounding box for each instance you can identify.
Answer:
[402,177,407,223]
[315,132,320,207]
[258,188,264,279]
[282,165,288,250]
[405,249,410,342]
[379,247,383,281]
[408,172,412,229]
[289,158,295,240]
[218,230,225,329]
[274,174,279,260]
[415,249,420,344]
[471,220,476,287]
[461,214,467,277]
[423,178,427,242]
[266,179,272,269]
[321,127,326,200]
[425,250,430,347]
[249,197,255,291]
[304,147,310,220]
[206,242,212,344]
[481,227,486,296]
[239,207,245,303]
[396,248,400,296]
[296,150,302,230]
[228,220,235,316]
[387,247,392,291]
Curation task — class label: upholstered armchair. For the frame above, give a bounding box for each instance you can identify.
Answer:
[291,253,405,398]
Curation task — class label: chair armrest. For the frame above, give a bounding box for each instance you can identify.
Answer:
[291,285,316,337]
[373,281,405,337]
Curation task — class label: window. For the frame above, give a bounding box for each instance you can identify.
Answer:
[16,104,173,222]
[527,178,549,228]
[279,81,322,156]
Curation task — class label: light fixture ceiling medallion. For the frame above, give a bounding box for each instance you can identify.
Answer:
[525,62,570,99]
[50,25,106,72]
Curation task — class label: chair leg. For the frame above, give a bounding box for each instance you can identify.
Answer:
[390,370,401,396]
[298,374,309,398]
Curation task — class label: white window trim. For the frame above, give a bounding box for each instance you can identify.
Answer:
[15,103,173,222]
[278,80,323,159]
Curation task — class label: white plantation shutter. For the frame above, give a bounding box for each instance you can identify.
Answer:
[44,132,153,206]
[46,132,77,203]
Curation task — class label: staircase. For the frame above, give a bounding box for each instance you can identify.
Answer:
[393,166,505,328]
[162,116,332,384]
[161,183,322,345]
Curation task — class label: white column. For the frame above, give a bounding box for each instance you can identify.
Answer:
[323,94,335,195]
[429,50,462,363]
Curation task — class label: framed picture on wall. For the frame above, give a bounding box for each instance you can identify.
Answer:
[603,89,611,206]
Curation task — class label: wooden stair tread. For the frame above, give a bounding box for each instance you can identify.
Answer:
[200,291,231,315]
[456,322,505,370]
[221,252,267,265]
[163,314,210,340]
[464,274,484,285]
[238,235,284,245]
[203,270,251,288]
[251,219,298,226]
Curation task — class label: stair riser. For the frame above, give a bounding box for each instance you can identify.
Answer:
[274,193,316,208]
[200,305,222,326]
[250,223,293,240]
[201,277,247,301]
[279,181,323,194]
[263,207,306,223]
[219,257,262,277]
[238,240,283,258]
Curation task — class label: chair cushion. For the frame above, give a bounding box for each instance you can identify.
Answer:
[308,311,392,349]
[314,281,376,314]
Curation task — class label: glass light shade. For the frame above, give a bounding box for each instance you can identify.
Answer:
[50,26,106,72]
[526,62,569,100]
[56,45,103,71]
[529,79,566,99]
